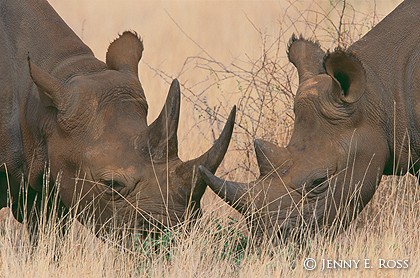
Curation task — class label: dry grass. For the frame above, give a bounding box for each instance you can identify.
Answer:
[1,0,419,277]
[0,176,418,277]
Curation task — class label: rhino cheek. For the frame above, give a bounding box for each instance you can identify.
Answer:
[302,159,380,232]
[56,174,90,213]
[49,161,101,215]
[264,164,333,232]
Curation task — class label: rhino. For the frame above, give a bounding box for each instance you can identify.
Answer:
[199,0,420,242]
[0,0,235,236]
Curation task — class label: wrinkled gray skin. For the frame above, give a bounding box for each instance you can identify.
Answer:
[0,0,235,236]
[199,0,420,242]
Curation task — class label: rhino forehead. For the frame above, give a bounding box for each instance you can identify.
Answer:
[297,75,332,96]
[297,88,319,98]
[81,109,107,140]
[84,142,140,168]
[86,102,146,141]
[300,79,323,90]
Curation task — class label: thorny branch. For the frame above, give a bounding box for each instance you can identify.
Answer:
[147,0,380,178]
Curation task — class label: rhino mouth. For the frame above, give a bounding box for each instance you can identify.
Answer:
[270,173,336,243]
[274,212,324,244]
[101,220,171,249]
[100,211,173,239]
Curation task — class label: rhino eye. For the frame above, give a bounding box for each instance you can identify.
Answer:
[306,177,328,193]
[100,179,125,191]
[312,177,327,187]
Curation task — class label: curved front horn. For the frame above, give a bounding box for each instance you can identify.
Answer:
[188,106,236,172]
[176,106,236,200]
[198,166,250,213]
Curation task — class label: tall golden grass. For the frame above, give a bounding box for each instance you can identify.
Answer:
[0,173,418,277]
[1,0,418,277]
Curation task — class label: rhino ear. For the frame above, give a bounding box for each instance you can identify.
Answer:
[148,79,181,161]
[28,57,69,110]
[106,31,143,77]
[324,50,366,103]
[287,34,326,84]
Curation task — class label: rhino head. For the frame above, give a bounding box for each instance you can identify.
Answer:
[199,35,389,243]
[28,31,236,234]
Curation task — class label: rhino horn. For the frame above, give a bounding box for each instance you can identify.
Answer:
[198,165,250,213]
[148,79,181,161]
[177,106,236,200]
[287,34,325,84]
[254,139,292,176]
[188,106,236,172]
[106,31,143,77]
[28,57,69,110]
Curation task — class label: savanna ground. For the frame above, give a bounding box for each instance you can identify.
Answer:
[1,0,419,277]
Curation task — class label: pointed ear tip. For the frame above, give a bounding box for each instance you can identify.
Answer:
[111,30,143,48]
[123,30,139,36]
[324,49,363,67]
[121,30,143,43]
